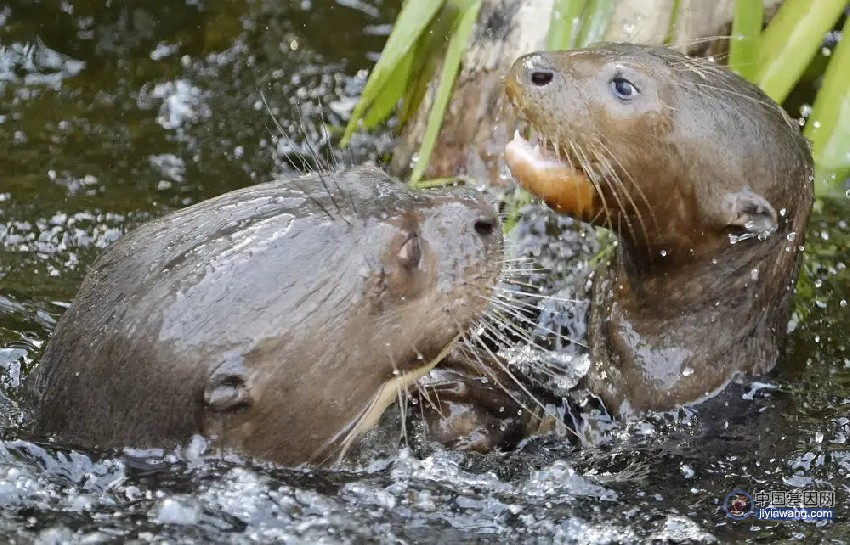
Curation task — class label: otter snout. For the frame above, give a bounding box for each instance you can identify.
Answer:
[505,53,562,107]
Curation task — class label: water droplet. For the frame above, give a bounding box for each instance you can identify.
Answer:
[786,231,797,242]
[779,207,787,217]
[681,367,694,377]
[660,249,667,257]
[799,104,812,117]
[840,300,847,308]
[814,431,824,443]
[750,268,759,281]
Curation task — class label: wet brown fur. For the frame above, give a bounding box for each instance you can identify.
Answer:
[505,44,814,415]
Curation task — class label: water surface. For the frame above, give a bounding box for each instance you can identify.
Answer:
[1,1,848,542]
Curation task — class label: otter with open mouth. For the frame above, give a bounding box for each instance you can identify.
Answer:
[504,43,814,416]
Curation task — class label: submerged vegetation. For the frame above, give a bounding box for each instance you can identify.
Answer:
[343,0,849,195]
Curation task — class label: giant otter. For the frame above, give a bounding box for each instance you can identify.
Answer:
[503,44,814,415]
[26,165,503,466]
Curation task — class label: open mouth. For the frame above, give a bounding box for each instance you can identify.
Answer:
[504,129,597,218]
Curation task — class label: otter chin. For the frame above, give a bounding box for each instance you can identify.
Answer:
[503,43,814,416]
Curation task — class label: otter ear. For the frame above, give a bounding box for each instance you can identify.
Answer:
[722,187,778,237]
[204,356,253,413]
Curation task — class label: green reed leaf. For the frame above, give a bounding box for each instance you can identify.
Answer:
[398,8,456,126]
[806,15,850,184]
[548,0,587,50]
[576,0,615,47]
[664,0,682,45]
[728,0,763,80]
[756,0,846,104]
[415,177,463,189]
[341,0,446,147]
[409,0,482,188]
[362,36,417,129]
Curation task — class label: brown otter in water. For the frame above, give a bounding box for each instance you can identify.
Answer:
[504,44,814,415]
[26,165,503,466]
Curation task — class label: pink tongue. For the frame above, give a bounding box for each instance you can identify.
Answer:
[504,131,597,218]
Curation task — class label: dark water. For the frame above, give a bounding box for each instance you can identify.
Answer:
[1,1,848,543]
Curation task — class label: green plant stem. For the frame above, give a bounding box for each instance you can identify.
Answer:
[548,0,587,50]
[805,14,850,193]
[756,0,847,104]
[415,177,462,189]
[664,0,682,46]
[409,0,482,188]
[728,0,763,80]
[576,0,615,47]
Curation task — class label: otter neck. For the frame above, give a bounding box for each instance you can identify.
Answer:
[586,218,804,415]
[615,230,785,309]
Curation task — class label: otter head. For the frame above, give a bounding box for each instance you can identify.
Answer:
[505,43,812,266]
[503,44,813,415]
[204,166,503,465]
[356,173,504,368]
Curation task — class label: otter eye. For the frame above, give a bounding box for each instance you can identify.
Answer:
[610,76,638,101]
[530,70,553,86]
[397,234,421,269]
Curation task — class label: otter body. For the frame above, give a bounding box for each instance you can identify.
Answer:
[504,44,813,415]
[27,166,502,466]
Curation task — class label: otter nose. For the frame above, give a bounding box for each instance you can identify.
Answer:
[506,53,555,104]
[529,69,554,86]
[522,54,555,85]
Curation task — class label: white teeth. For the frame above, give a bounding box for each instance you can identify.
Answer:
[514,129,521,139]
